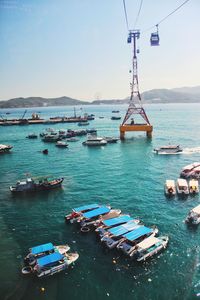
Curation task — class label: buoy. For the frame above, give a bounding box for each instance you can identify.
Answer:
[41,287,45,292]
[22,266,32,275]
[80,226,90,233]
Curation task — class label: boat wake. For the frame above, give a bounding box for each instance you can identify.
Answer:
[182,147,200,155]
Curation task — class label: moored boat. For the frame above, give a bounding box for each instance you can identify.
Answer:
[180,162,200,178]
[65,203,100,223]
[154,145,182,155]
[78,121,89,126]
[26,133,38,139]
[82,136,107,146]
[24,242,70,266]
[185,204,200,225]
[176,179,189,195]
[133,236,169,262]
[116,226,158,256]
[10,176,64,193]
[22,251,79,277]
[56,141,68,148]
[164,180,176,196]
[103,137,119,143]
[0,144,12,153]
[189,179,199,194]
[101,221,141,249]
[111,116,121,120]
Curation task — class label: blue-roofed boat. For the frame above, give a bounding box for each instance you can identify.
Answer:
[22,250,79,277]
[80,208,121,231]
[133,235,169,262]
[65,203,100,223]
[101,221,141,249]
[24,242,70,266]
[95,215,139,239]
[117,226,158,256]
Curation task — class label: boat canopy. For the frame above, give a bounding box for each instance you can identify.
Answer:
[31,242,54,255]
[103,215,132,227]
[177,179,187,186]
[192,204,200,214]
[73,203,99,213]
[37,252,63,267]
[165,180,175,187]
[109,221,140,237]
[82,206,110,219]
[137,236,159,250]
[123,226,153,241]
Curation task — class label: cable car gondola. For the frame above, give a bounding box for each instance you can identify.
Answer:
[150,25,160,46]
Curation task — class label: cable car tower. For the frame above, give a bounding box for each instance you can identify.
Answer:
[120,29,153,139]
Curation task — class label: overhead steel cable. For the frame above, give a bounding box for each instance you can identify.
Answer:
[133,0,144,29]
[122,0,129,31]
[142,0,191,33]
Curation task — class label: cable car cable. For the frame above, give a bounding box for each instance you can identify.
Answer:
[133,0,144,29]
[142,0,191,33]
[122,0,129,31]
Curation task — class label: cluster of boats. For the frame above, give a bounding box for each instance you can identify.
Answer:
[65,204,169,262]
[10,176,64,193]
[22,242,79,278]
[164,179,199,196]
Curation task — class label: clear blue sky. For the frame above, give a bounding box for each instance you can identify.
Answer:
[0,0,199,101]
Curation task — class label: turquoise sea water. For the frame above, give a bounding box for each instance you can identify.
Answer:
[1,103,200,300]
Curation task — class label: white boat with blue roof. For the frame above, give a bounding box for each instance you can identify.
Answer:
[117,226,158,256]
[24,242,70,266]
[65,203,100,223]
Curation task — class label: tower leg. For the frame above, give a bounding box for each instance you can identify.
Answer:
[120,130,125,140]
[146,130,152,138]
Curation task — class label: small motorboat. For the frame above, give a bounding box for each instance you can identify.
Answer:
[10,176,64,193]
[42,149,48,154]
[111,116,121,120]
[56,141,68,148]
[189,179,199,194]
[180,162,200,178]
[78,122,89,126]
[103,137,119,143]
[116,226,158,256]
[65,203,100,223]
[112,110,120,113]
[66,137,79,142]
[24,242,70,266]
[26,133,38,139]
[82,137,107,146]
[154,145,182,155]
[176,179,189,195]
[42,135,60,142]
[133,236,169,262]
[164,180,176,196]
[0,144,12,153]
[185,204,200,225]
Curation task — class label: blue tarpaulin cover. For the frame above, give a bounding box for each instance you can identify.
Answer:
[123,226,153,241]
[83,206,110,219]
[103,215,132,227]
[73,203,99,213]
[31,243,54,255]
[37,252,63,267]
[108,222,140,237]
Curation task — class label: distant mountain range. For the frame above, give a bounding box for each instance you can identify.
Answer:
[0,86,200,108]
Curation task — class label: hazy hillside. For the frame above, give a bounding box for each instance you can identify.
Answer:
[0,86,200,108]
[0,96,90,108]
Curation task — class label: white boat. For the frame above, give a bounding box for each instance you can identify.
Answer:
[65,203,100,223]
[31,251,79,278]
[80,209,121,230]
[133,236,169,262]
[176,179,189,195]
[103,137,119,143]
[56,141,68,148]
[189,179,199,194]
[154,145,182,155]
[24,242,70,266]
[0,144,12,153]
[117,226,158,256]
[185,204,200,225]
[180,162,200,178]
[82,136,107,146]
[164,180,176,196]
